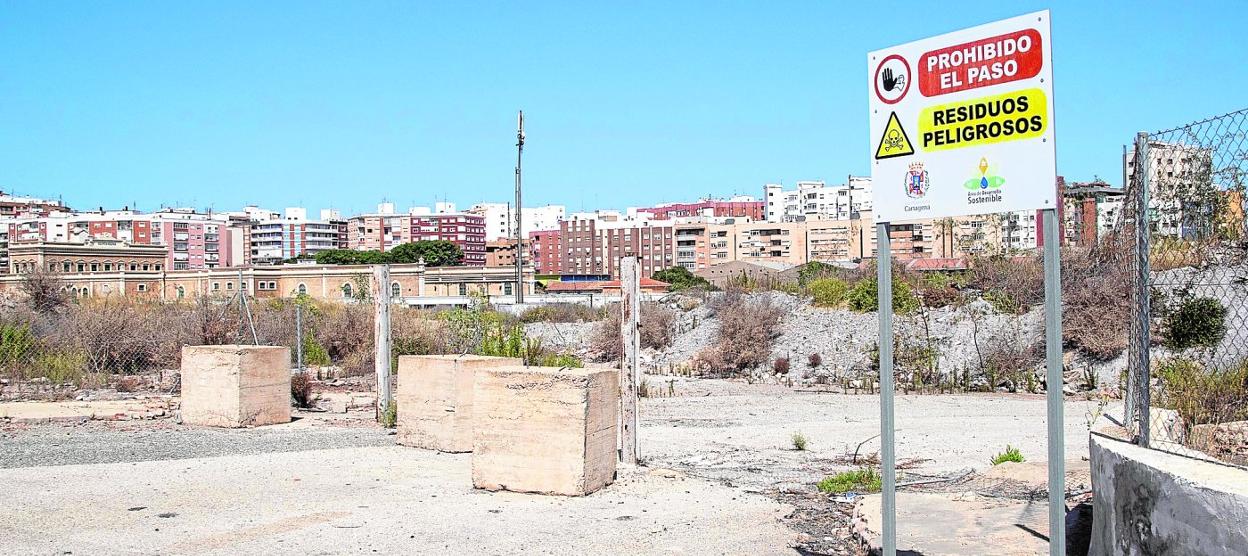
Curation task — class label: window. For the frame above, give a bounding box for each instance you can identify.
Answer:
[77,263,86,272]
[297,283,307,295]
[391,282,401,298]
[212,282,220,291]
[104,264,112,271]
[142,264,150,271]
[226,282,233,290]
[130,264,137,271]
[90,263,99,272]
[177,286,185,299]
[62,262,71,272]
[137,284,148,292]
[155,264,162,271]
[504,282,513,296]
[458,283,467,295]
[268,281,277,290]
[342,283,353,298]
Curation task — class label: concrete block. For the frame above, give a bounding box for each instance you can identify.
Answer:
[180,345,291,428]
[395,354,521,452]
[472,365,618,496]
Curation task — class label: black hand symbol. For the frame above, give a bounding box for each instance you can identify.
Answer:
[882,68,901,91]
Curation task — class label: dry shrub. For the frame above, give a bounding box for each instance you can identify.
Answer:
[808,353,822,367]
[291,371,317,408]
[519,303,604,323]
[311,304,374,376]
[1062,244,1130,359]
[967,255,1044,312]
[57,300,184,374]
[18,268,70,313]
[695,292,785,374]
[773,357,791,374]
[979,322,1043,392]
[391,308,452,358]
[589,302,676,361]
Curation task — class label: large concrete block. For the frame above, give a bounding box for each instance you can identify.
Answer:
[395,354,521,452]
[180,345,291,428]
[472,365,618,496]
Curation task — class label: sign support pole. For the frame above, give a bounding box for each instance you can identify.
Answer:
[1042,207,1064,555]
[876,222,897,556]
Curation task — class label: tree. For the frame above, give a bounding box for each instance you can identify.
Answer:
[312,241,465,267]
[388,241,464,266]
[652,266,711,291]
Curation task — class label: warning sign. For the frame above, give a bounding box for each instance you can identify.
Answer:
[918,88,1047,152]
[867,10,1055,222]
[875,112,915,159]
[918,29,1043,97]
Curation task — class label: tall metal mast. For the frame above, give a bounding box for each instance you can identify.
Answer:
[514,111,525,303]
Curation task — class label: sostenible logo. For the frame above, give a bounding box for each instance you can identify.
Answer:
[964,157,1006,190]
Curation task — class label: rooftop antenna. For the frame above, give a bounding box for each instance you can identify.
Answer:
[514,110,525,303]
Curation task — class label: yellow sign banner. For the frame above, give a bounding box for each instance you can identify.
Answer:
[917,88,1047,152]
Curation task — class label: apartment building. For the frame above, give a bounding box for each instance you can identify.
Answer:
[528,217,673,279]
[467,202,566,241]
[347,209,486,265]
[1124,140,1216,238]
[250,208,347,265]
[636,196,764,221]
[0,190,68,218]
[764,178,873,222]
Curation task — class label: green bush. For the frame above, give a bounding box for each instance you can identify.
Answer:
[652,266,712,291]
[791,432,808,451]
[982,290,1021,314]
[817,468,881,493]
[808,278,850,307]
[380,400,398,428]
[302,334,331,366]
[846,278,919,314]
[1164,297,1227,350]
[990,445,1025,465]
[1156,357,1248,427]
[34,350,87,386]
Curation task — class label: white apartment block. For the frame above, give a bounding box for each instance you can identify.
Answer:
[764,177,872,222]
[468,202,567,241]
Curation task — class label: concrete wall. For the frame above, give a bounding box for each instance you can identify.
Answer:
[1089,431,1248,555]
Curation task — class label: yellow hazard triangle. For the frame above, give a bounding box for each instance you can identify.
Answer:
[875,111,915,160]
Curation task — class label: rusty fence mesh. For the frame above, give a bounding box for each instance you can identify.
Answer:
[1124,107,1248,467]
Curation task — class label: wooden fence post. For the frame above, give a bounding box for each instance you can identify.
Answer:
[371,264,392,421]
[619,257,641,464]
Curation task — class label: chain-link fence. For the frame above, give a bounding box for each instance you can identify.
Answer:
[1125,107,1248,467]
[0,277,382,400]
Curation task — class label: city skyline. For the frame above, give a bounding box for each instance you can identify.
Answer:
[3,2,1245,214]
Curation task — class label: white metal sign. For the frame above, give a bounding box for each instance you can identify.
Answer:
[868,10,1055,222]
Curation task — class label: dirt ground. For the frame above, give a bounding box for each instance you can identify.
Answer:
[0,375,1100,555]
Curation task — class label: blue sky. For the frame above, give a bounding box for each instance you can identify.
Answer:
[2,1,1244,216]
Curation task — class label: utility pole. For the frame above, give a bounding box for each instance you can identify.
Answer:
[514,111,526,303]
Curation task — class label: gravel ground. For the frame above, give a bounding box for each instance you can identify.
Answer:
[0,415,393,469]
[0,378,1103,555]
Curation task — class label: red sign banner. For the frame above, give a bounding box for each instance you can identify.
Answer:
[918,28,1043,97]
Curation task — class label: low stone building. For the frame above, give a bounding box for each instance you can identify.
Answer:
[0,260,536,302]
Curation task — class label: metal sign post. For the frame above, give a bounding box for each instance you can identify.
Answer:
[1042,207,1064,553]
[876,222,897,555]
[868,11,1060,555]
